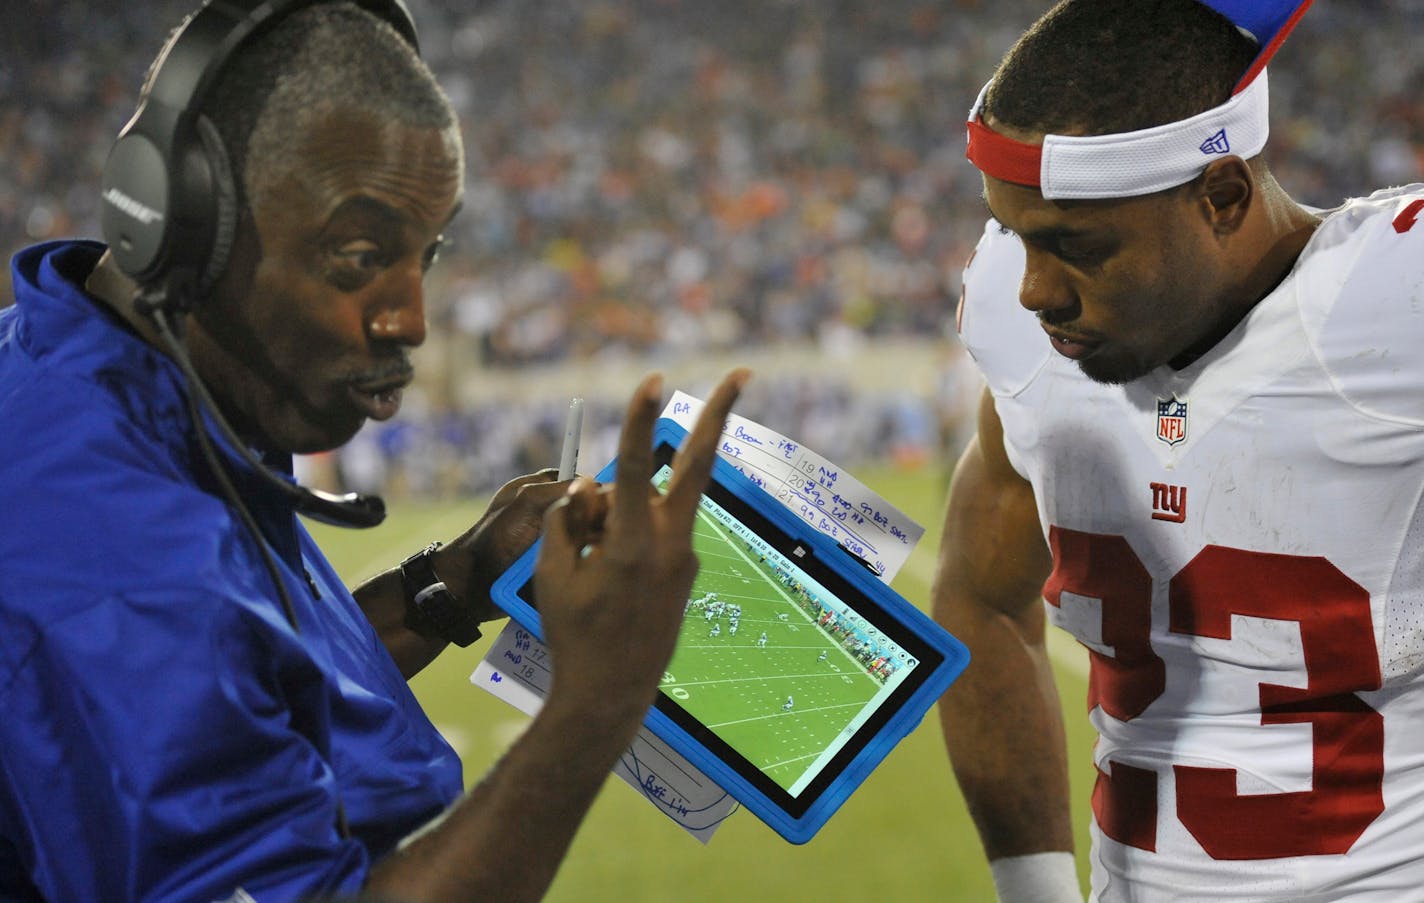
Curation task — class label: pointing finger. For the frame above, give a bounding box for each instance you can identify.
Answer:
[662,368,751,525]
[608,373,664,541]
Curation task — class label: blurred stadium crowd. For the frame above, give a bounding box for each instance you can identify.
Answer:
[3,0,1421,498]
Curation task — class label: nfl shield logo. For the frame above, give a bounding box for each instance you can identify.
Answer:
[1156,397,1188,446]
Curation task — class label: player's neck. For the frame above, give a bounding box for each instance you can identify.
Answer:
[1240,194,1320,311]
[1170,196,1318,372]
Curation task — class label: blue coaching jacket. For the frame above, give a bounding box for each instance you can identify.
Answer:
[0,241,463,902]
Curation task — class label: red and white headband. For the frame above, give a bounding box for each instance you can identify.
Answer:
[965,71,1269,199]
[966,0,1312,199]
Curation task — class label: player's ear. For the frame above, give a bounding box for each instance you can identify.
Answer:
[1197,156,1253,237]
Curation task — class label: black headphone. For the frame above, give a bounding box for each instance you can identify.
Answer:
[99,0,419,295]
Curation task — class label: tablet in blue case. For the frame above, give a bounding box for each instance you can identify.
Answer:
[490,419,970,843]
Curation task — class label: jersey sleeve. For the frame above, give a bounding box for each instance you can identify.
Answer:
[956,218,1053,479]
[957,219,1049,397]
[1302,187,1424,426]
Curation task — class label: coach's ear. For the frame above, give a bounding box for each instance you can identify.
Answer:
[1198,156,1253,237]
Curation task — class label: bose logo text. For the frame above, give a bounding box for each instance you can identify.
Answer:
[102,187,164,226]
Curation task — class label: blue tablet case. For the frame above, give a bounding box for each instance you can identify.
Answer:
[490,418,970,843]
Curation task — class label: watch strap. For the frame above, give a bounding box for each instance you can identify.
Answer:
[400,542,481,647]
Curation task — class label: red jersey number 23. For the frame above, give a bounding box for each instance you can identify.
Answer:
[1044,527,1385,860]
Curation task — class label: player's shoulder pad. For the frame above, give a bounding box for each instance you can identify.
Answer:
[1296,185,1424,424]
[956,218,1051,398]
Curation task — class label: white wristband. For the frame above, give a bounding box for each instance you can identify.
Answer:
[990,851,1082,903]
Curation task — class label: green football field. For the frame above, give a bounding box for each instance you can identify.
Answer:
[309,463,1096,901]
[667,505,890,794]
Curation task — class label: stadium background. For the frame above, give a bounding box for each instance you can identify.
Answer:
[3,1,1421,898]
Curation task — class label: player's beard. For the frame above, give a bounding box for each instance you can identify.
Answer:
[1075,348,1155,385]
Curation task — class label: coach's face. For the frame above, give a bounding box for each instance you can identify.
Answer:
[189,106,463,454]
[982,171,1234,385]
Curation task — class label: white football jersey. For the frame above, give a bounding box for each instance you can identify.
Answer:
[958,186,1424,902]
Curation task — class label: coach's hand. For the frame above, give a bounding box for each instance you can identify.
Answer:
[534,368,749,721]
[435,469,571,623]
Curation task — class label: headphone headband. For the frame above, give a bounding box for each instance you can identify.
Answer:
[144,0,418,114]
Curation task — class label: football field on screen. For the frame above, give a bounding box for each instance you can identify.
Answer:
[309,464,1096,902]
[667,508,887,793]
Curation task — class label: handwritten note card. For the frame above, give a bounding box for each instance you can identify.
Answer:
[473,389,923,842]
[661,390,923,583]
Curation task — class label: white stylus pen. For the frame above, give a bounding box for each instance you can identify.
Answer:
[558,396,584,480]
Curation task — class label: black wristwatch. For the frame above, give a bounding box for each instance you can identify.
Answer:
[400,542,482,647]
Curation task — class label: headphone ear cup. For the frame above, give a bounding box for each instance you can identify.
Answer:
[100,127,174,283]
[195,114,238,292]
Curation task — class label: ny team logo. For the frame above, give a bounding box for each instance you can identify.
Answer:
[1156,397,1188,446]
[1150,482,1187,523]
